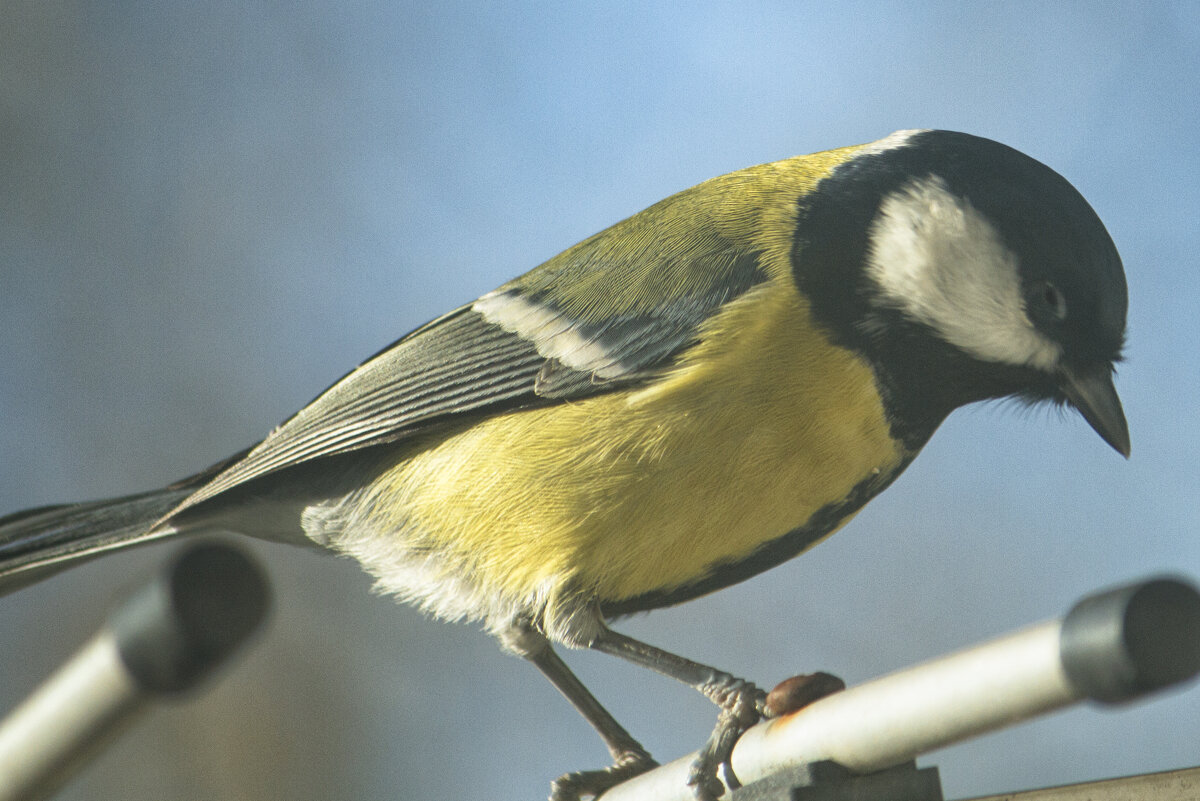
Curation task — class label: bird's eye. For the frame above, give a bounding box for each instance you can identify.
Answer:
[1036,280,1067,320]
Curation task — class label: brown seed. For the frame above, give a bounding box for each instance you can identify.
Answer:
[764,671,846,718]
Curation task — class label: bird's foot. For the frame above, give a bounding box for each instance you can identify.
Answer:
[686,677,767,800]
[549,746,658,801]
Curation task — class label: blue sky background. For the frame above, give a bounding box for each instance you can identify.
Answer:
[1,3,1198,799]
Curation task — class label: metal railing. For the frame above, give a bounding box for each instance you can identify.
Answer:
[599,576,1200,800]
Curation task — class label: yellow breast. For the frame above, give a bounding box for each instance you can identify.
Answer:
[360,278,904,623]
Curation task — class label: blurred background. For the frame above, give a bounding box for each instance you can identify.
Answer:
[1,2,1197,799]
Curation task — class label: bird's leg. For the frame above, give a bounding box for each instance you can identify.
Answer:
[590,626,766,801]
[500,622,657,800]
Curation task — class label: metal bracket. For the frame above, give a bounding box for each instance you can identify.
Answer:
[731,760,943,801]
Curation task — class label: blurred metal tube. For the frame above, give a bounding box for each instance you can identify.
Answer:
[0,542,269,801]
[0,632,143,801]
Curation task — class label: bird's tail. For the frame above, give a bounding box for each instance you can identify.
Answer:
[0,487,191,596]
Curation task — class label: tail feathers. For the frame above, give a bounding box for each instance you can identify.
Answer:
[0,487,192,596]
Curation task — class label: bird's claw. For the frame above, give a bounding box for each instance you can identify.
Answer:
[686,677,766,800]
[549,747,657,801]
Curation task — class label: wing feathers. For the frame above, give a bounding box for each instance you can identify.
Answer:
[175,308,547,511]
[173,205,769,517]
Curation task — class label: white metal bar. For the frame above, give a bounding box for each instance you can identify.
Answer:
[0,542,270,801]
[598,576,1200,801]
[736,620,1070,777]
[0,631,143,801]
[600,620,1073,801]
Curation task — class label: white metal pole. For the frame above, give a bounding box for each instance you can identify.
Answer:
[0,542,269,801]
[599,577,1200,801]
[0,632,143,801]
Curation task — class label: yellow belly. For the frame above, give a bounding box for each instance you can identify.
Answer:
[349,281,905,628]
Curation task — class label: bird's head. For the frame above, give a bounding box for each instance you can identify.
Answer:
[795,130,1129,455]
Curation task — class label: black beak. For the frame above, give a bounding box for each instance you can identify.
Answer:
[1059,367,1131,458]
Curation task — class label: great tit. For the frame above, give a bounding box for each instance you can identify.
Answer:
[0,129,1128,800]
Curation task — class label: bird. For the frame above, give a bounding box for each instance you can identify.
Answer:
[0,129,1129,800]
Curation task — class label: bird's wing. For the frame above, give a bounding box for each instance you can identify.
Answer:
[173,214,768,513]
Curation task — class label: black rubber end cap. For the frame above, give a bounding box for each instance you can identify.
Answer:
[109,541,271,694]
[1060,576,1200,704]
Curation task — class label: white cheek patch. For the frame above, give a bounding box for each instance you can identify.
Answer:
[866,176,1061,371]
